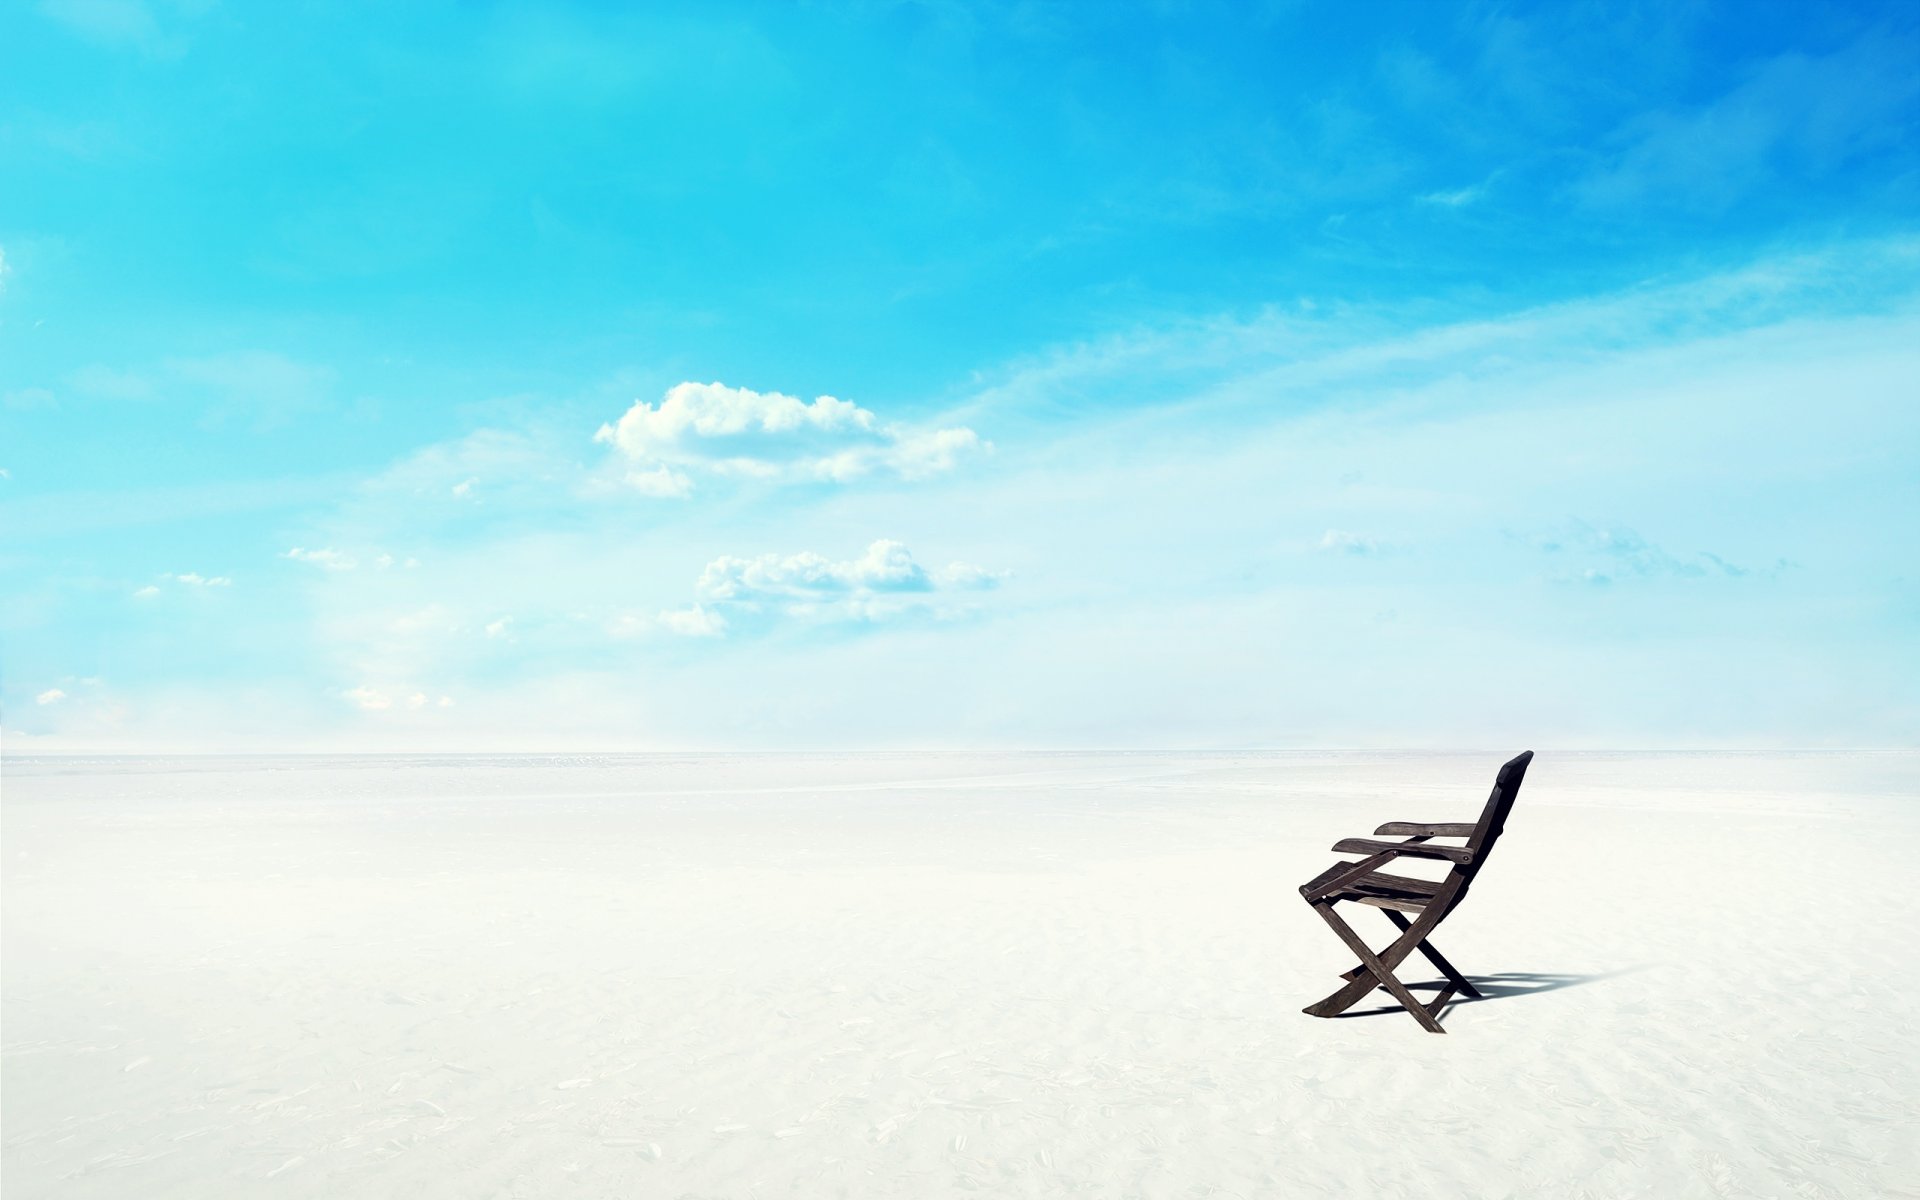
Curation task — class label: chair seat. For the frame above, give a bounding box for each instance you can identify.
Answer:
[1302,862,1444,912]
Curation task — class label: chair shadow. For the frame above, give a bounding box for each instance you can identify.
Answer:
[1330,968,1639,1020]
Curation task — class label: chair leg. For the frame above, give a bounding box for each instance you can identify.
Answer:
[1307,904,1430,1016]
[1383,910,1482,1000]
[1302,901,1447,1033]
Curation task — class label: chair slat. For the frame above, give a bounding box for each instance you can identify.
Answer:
[1374,822,1477,837]
[1346,871,1442,896]
[1352,894,1429,913]
[1331,837,1474,863]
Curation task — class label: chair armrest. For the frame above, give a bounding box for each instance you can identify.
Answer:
[1331,837,1475,864]
[1373,822,1476,838]
[1300,850,1400,900]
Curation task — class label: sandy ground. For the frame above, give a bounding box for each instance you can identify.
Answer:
[4,750,1917,1198]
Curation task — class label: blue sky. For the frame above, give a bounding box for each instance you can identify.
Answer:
[3,0,1917,750]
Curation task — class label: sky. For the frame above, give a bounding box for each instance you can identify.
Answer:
[2,0,1917,751]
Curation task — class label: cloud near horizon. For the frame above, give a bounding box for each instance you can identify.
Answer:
[701,539,998,598]
[594,381,985,496]
[629,541,1013,633]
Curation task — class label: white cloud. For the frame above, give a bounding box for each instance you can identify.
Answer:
[485,617,512,639]
[602,542,1000,642]
[595,381,984,495]
[452,477,477,499]
[285,546,356,571]
[613,381,875,443]
[607,615,648,639]
[657,605,728,638]
[692,540,1002,626]
[934,560,1009,589]
[35,688,68,706]
[609,605,728,640]
[699,540,934,601]
[132,572,234,596]
[343,686,392,711]
[622,464,695,498]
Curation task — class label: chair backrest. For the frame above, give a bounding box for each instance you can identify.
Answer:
[1459,750,1533,881]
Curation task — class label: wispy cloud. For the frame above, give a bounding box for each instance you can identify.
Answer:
[342,685,455,713]
[1418,182,1488,208]
[595,381,985,496]
[1577,36,1920,212]
[343,685,391,711]
[130,572,232,597]
[168,351,335,429]
[657,605,728,637]
[2,388,56,412]
[67,364,154,401]
[357,427,572,518]
[955,235,1920,430]
[38,0,187,56]
[1531,522,1762,587]
[1319,529,1391,556]
[59,352,335,424]
[285,546,356,571]
[611,605,728,640]
[35,688,68,706]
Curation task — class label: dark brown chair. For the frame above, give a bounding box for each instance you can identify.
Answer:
[1298,750,1533,1032]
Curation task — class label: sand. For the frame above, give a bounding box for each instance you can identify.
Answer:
[4,750,1916,1198]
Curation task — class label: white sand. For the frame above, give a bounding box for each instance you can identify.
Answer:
[4,750,1916,1198]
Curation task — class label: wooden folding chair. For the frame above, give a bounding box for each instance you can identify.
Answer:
[1298,750,1533,1033]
